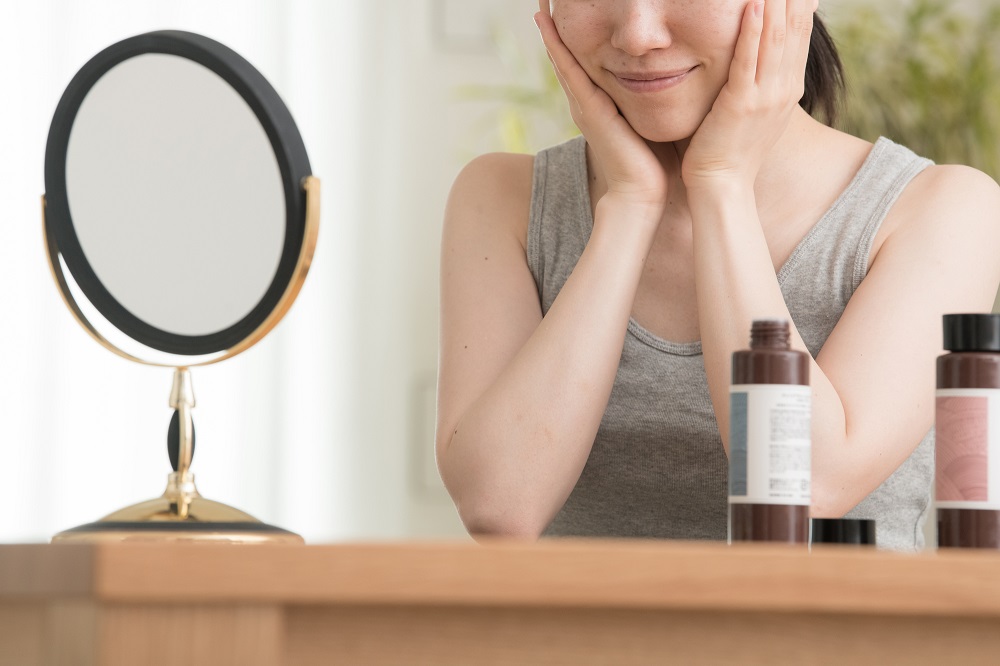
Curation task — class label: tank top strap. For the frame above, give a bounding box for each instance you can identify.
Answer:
[848,137,936,290]
[777,137,934,294]
[528,135,588,315]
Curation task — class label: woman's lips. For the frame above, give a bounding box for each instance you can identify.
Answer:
[612,66,697,93]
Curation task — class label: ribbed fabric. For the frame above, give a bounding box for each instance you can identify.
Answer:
[530,135,934,551]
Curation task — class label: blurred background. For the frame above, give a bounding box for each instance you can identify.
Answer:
[1,0,997,544]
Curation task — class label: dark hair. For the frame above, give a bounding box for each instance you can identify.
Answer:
[801,15,845,127]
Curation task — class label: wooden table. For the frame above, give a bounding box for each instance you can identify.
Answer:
[2,539,1000,665]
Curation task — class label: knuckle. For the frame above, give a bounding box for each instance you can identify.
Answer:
[770,27,786,46]
[790,13,813,35]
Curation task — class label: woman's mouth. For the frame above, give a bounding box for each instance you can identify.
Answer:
[612,66,697,93]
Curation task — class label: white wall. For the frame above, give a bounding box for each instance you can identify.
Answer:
[360,0,544,538]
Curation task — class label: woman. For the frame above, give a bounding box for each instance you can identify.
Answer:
[435,0,1000,550]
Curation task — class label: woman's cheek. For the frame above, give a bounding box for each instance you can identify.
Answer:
[550,3,605,60]
[711,1,751,48]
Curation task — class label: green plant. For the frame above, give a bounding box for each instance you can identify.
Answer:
[834,0,1000,181]
[831,0,1000,311]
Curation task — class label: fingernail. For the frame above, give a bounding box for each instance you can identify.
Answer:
[754,1,764,18]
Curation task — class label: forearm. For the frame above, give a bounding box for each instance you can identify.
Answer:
[441,200,659,536]
[687,183,850,516]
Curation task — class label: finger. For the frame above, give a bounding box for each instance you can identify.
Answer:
[756,0,786,84]
[727,1,765,92]
[781,0,815,86]
[534,11,599,113]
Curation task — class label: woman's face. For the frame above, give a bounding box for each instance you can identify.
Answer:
[551,0,746,143]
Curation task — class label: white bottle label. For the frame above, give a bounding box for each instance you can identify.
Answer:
[729,384,811,506]
[935,388,1000,510]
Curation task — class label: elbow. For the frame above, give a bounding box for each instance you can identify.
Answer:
[437,437,550,541]
[810,434,912,518]
[810,488,848,520]
[810,475,861,519]
[455,498,548,541]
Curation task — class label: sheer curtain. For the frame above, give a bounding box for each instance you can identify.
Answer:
[0,0,367,542]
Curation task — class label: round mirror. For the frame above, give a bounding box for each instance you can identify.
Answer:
[43,30,319,544]
[44,30,314,357]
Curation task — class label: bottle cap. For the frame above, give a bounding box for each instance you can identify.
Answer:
[943,314,1000,352]
[811,518,876,546]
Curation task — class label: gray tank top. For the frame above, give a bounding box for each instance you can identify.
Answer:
[529,135,935,551]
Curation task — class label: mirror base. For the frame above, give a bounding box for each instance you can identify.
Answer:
[50,472,304,544]
[50,519,303,544]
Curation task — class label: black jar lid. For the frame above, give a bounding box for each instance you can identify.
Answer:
[811,518,876,546]
[943,314,1000,352]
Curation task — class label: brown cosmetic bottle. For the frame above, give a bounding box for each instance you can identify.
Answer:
[936,314,1000,549]
[729,319,811,544]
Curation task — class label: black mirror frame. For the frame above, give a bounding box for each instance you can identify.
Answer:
[44,30,312,356]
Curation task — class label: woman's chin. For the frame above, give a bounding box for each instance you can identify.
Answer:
[622,113,700,144]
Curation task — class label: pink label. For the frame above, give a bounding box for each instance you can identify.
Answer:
[936,397,989,502]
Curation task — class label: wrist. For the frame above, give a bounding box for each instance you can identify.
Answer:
[595,193,665,226]
[592,195,661,252]
[685,178,758,225]
[683,175,755,200]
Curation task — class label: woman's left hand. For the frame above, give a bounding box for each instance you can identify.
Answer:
[681,0,818,190]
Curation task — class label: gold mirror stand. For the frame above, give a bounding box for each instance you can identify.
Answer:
[44,177,319,544]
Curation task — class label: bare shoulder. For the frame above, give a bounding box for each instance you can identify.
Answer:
[445,152,536,250]
[891,164,1000,237]
[871,163,1000,271]
[808,126,1000,241]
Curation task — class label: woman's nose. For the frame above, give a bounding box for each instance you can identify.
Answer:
[609,1,673,56]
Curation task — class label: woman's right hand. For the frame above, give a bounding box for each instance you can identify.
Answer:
[535,0,669,215]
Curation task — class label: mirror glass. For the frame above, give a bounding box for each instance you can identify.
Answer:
[66,53,285,337]
[45,30,313,357]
